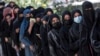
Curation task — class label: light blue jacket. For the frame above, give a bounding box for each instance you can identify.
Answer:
[19,9,32,46]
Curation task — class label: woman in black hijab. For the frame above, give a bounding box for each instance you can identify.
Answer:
[80,1,96,56]
[48,14,65,56]
[33,13,43,56]
[40,15,50,56]
[59,10,73,56]
[12,9,25,56]
[1,14,16,56]
[82,1,95,29]
[90,8,100,56]
[69,9,83,56]
[13,6,20,22]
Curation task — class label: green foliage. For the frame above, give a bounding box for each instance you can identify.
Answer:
[53,2,73,15]
[4,0,48,8]
[5,0,73,15]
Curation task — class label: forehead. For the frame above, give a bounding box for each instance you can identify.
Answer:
[74,12,80,15]
[64,14,70,16]
[52,17,58,20]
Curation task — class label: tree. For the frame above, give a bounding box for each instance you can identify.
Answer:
[4,0,49,8]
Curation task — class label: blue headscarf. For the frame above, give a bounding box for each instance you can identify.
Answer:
[23,9,31,17]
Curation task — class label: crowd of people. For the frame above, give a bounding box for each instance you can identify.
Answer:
[0,1,100,56]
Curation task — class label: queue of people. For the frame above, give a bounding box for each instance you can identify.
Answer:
[0,1,100,56]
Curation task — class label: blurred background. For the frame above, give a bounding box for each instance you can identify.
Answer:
[0,0,100,15]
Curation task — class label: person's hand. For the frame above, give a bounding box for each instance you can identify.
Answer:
[5,37,8,42]
[28,20,34,34]
[75,53,78,56]
[20,43,25,48]
[28,29,31,34]
[14,45,19,51]
[16,28,19,33]
[30,45,34,51]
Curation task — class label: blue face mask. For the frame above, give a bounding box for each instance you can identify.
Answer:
[74,16,82,23]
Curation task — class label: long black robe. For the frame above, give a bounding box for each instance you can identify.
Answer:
[80,1,96,56]
[32,22,43,56]
[69,22,82,56]
[59,25,72,56]
[77,19,95,56]
[90,8,100,56]
[90,22,100,56]
[13,19,23,48]
[1,20,16,56]
[69,22,93,56]
[12,18,25,56]
[40,24,50,56]
[59,10,73,56]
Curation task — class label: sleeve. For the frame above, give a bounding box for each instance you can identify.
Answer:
[0,21,6,37]
[59,29,68,51]
[48,32,55,46]
[19,20,32,46]
[90,28,100,53]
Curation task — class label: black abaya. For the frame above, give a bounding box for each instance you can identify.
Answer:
[1,20,16,56]
[40,24,50,56]
[48,29,65,56]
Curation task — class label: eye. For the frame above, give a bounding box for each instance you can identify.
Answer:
[89,8,92,10]
[85,9,88,10]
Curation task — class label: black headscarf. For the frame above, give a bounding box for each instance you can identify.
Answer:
[37,7,45,14]
[62,10,73,26]
[32,7,45,18]
[71,9,82,19]
[82,1,95,27]
[48,14,61,30]
[17,8,24,22]
[70,9,82,36]
[35,13,44,19]
[42,15,50,22]
[18,8,24,15]
[26,6,33,9]
[44,8,53,15]
[0,1,5,6]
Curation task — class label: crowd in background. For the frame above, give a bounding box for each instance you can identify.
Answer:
[0,1,100,56]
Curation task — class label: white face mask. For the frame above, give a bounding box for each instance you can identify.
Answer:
[74,16,82,23]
